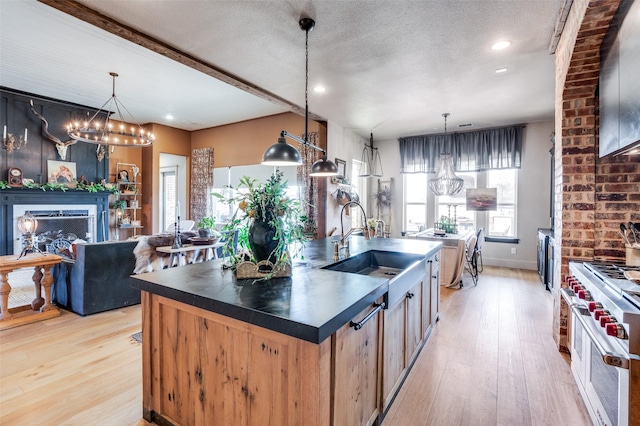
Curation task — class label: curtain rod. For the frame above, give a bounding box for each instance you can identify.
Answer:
[399,123,526,140]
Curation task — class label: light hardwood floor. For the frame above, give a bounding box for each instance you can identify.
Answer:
[0,266,590,425]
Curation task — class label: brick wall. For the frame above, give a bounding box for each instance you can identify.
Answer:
[552,0,625,351]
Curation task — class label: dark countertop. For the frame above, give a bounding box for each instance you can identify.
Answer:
[130,236,442,344]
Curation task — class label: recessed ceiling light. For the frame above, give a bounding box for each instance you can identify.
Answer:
[495,67,508,73]
[165,114,174,120]
[491,40,511,50]
[313,86,326,93]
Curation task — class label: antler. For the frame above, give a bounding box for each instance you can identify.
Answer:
[29,99,77,160]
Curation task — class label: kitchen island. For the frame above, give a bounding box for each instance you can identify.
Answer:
[131,237,441,425]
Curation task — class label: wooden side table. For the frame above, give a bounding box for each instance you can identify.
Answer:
[156,242,224,268]
[0,253,63,330]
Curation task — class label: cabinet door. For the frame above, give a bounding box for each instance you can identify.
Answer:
[405,279,423,366]
[333,300,382,426]
[381,298,405,411]
[423,259,434,339]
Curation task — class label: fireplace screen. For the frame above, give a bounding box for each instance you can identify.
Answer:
[29,210,95,243]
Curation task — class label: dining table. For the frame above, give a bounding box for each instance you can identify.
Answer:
[405,228,475,288]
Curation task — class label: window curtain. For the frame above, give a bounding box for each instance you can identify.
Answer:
[399,125,523,173]
[296,131,319,229]
[190,147,214,222]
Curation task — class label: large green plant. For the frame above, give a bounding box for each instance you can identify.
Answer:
[213,170,306,273]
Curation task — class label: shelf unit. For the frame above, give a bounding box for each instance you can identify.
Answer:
[112,162,143,239]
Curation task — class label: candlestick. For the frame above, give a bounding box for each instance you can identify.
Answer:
[24,128,27,140]
[177,201,180,217]
[3,125,6,139]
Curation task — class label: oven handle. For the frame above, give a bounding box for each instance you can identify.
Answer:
[570,304,630,369]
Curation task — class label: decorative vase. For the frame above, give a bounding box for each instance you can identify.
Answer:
[198,228,211,238]
[248,218,279,265]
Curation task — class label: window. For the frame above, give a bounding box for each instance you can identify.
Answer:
[160,169,176,231]
[486,169,517,237]
[403,173,428,233]
[402,169,518,238]
[435,172,477,234]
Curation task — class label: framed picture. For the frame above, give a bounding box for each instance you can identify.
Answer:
[335,158,346,178]
[466,188,497,211]
[47,160,77,188]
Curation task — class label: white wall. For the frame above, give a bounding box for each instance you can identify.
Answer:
[373,120,554,270]
[326,123,368,236]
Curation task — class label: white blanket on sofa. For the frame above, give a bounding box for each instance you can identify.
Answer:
[132,232,198,274]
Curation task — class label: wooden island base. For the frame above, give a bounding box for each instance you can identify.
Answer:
[141,292,338,425]
[134,237,442,426]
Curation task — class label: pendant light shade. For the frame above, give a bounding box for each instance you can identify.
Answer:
[262,135,303,166]
[429,113,464,196]
[310,155,339,176]
[261,17,338,177]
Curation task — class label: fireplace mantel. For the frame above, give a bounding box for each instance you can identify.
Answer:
[0,189,110,255]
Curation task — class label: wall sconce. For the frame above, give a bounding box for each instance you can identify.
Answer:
[3,125,28,153]
[17,212,44,259]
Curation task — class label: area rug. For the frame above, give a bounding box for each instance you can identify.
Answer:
[130,331,142,344]
[6,268,38,309]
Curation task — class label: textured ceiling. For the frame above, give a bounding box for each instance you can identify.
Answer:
[0,0,562,141]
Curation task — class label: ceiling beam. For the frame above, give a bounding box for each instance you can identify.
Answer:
[36,0,325,123]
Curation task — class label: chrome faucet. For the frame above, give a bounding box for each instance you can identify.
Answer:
[339,201,370,248]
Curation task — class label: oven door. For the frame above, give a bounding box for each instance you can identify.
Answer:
[570,304,630,426]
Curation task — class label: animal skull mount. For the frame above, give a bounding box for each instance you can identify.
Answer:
[29,100,77,161]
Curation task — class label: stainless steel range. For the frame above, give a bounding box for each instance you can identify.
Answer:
[564,261,640,426]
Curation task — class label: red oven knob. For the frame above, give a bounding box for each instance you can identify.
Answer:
[594,309,609,320]
[565,276,574,284]
[572,284,583,292]
[606,323,628,339]
[600,316,616,327]
[588,302,602,312]
[577,290,592,301]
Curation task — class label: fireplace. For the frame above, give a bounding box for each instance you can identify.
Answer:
[0,189,110,255]
[12,205,97,255]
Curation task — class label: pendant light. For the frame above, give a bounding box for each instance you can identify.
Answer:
[429,113,464,196]
[358,131,383,177]
[261,18,338,177]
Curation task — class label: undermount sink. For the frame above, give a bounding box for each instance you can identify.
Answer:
[323,250,422,276]
[323,250,426,306]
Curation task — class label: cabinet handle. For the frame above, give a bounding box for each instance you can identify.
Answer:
[350,302,385,330]
[406,292,414,299]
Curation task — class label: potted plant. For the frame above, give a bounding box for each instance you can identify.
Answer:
[213,170,306,279]
[367,217,379,238]
[197,216,216,238]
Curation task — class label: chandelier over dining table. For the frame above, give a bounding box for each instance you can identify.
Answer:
[66,72,155,147]
[429,113,464,196]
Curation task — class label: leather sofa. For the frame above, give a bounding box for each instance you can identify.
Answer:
[52,240,140,316]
